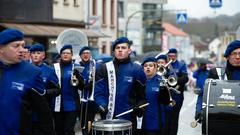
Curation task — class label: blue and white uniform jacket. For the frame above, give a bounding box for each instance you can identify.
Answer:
[143,74,165,131]
[0,60,45,135]
[94,57,147,120]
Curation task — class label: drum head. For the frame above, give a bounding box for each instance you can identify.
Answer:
[92,119,132,131]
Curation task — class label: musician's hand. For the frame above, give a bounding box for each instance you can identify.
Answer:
[195,112,202,123]
[97,105,108,117]
[85,80,93,93]
[158,86,170,105]
[133,107,143,117]
[45,81,61,98]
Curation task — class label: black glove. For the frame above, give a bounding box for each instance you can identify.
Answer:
[85,80,93,94]
[45,81,61,98]
[195,112,202,123]
[73,69,85,89]
[158,86,171,105]
[97,105,108,119]
[133,107,143,117]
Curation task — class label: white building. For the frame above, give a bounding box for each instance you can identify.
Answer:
[53,0,118,56]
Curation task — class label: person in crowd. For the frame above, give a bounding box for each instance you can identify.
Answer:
[30,43,60,104]
[142,57,167,135]
[94,37,147,135]
[78,46,100,135]
[21,44,31,61]
[52,44,84,135]
[208,40,240,80]
[29,43,60,135]
[0,28,54,135]
[163,48,189,135]
[192,60,209,123]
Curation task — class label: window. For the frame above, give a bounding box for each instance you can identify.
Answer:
[92,0,97,15]
[102,0,107,25]
[110,0,115,26]
[74,0,79,7]
[118,1,124,18]
[63,0,69,6]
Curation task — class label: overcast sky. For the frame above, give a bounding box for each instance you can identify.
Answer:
[165,0,239,18]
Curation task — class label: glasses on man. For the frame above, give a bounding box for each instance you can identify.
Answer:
[230,51,240,57]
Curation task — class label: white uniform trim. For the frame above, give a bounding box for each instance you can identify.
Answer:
[106,61,116,120]
[53,63,61,112]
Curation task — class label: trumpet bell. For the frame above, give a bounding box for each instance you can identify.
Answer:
[190,121,198,128]
[158,64,167,76]
[167,75,178,86]
[71,75,79,86]
[169,100,176,107]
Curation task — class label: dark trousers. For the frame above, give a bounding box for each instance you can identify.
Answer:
[161,105,182,135]
[54,111,77,135]
[80,101,97,135]
[144,130,161,135]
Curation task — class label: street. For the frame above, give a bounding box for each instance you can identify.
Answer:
[75,89,202,135]
[178,89,202,135]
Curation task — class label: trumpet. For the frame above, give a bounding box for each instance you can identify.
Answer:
[70,66,83,87]
[158,59,181,107]
[158,59,173,76]
[70,74,79,87]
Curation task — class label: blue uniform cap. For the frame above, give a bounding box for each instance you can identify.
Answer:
[0,28,24,45]
[79,46,90,55]
[156,54,167,61]
[24,45,31,50]
[141,57,157,66]
[60,44,72,54]
[168,48,178,53]
[29,43,45,52]
[224,40,240,57]
[112,37,132,51]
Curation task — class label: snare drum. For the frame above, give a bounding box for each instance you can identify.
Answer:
[202,79,240,135]
[92,119,132,135]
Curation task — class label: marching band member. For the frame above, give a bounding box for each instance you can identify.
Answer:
[192,60,209,123]
[52,44,84,135]
[78,46,100,135]
[0,28,54,135]
[163,48,189,135]
[30,43,60,103]
[29,43,60,135]
[21,45,31,61]
[94,37,147,135]
[208,40,240,80]
[142,57,166,135]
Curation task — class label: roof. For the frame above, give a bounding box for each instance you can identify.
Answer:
[162,23,188,37]
[0,23,109,38]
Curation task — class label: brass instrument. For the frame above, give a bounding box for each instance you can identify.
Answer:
[70,70,79,87]
[158,59,180,107]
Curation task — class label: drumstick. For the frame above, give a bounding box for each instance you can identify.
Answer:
[115,103,149,118]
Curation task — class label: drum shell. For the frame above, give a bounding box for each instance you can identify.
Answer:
[202,79,240,134]
[92,119,132,135]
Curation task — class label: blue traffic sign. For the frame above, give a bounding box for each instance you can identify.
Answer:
[209,0,222,8]
[176,13,188,24]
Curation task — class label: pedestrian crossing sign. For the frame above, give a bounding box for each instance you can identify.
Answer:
[176,13,188,24]
[209,0,222,8]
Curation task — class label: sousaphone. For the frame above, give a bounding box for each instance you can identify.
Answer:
[56,28,88,59]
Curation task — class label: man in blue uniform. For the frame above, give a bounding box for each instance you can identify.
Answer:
[53,44,84,135]
[0,28,54,135]
[164,48,189,135]
[94,37,147,135]
[30,43,60,100]
[193,60,209,123]
[208,40,240,80]
[78,46,100,135]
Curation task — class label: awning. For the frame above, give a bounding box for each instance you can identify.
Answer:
[0,23,109,38]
